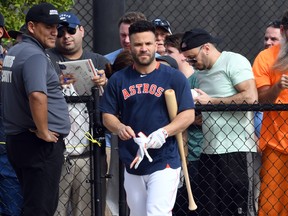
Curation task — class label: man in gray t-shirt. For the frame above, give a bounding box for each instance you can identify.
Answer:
[1,3,70,216]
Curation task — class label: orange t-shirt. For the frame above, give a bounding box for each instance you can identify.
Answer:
[253,44,288,154]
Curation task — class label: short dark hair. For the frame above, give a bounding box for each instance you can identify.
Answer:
[118,11,147,27]
[129,20,155,36]
[164,33,184,51]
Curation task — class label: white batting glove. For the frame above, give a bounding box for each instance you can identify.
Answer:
[147,128,168,149]
[130,132,153,169]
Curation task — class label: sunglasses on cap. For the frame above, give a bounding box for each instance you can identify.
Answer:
[57,25,79,38]
[152,19,170,28]
[267,20,281,28]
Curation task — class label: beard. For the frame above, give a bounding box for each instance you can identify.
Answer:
[272,37,288,72]
[132,51,155,66]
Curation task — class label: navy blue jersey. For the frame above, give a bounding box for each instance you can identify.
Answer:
[99,63,194,175]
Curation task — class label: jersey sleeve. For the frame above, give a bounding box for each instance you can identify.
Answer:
[99,74,119,115]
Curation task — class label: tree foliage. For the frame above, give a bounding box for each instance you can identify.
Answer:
[0,0,74,32]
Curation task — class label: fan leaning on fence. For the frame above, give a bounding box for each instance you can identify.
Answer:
[181,28,258,216]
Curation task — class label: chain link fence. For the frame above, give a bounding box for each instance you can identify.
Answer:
[72,0,288,61]
[1,0,288,215]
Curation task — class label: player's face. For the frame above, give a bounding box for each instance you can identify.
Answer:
[119,23,131,50]
[56,25,84,55]
[28,22,58,49]
[130,31,157,66]
[264,26,281,49]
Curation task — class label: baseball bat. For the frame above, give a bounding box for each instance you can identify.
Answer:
[164,89,197,211]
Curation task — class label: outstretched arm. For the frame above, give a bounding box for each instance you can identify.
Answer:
[102,113,136,140]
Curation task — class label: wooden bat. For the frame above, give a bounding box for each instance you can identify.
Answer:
[164,89,197,211]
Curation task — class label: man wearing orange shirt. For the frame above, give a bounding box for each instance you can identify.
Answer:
[252,10,288,216]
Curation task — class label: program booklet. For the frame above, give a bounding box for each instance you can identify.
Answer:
[58,59,98,96]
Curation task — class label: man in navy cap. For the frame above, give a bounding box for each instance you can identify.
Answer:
[1,3,71,216]
[47,11,109,216]
[152,18,172,56]
[181,28,258,215]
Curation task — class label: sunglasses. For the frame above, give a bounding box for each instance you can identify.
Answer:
[185,46,203,64]
[152,19,170,28]
[267,20,281,28]
[57,25,79,38]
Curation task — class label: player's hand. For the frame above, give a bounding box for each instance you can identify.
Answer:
[147,128,168,149]
[92,70,107,87]
[130,132,153,169]
[117,124,135,140]
[29,129,59,143]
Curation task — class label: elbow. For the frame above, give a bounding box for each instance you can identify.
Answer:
[184,109,195,128]
[102,113,109,128]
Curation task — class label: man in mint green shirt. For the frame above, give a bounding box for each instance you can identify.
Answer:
[181,28,258,216]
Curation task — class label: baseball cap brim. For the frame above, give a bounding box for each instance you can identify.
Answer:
[59,22,78,28]
[156,55,178,69]
[157,26,172,34]
[7,30,22,39]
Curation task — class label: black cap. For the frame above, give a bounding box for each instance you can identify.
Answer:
[152,18,172,34]
[8,24,26,39]
[156,55,178,69]
[0,13,10,38]
[180,28,221,52]
[25,3,63,25]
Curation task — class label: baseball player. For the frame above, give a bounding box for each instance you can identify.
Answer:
[99,20,195,216]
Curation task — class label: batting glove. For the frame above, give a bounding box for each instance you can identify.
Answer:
[147,128,168,149]
[130,132,153,169]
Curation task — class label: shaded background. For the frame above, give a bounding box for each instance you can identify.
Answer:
[71,0,288,63]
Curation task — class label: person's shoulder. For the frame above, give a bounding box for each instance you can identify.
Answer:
[46,47,57,55]
[107,66,131,83]
[222,51,247,60]
[222,51,251,65]
[104,49,123,63]
[157,64,187,82]
[46,48,62,59]
[158,63,182,75]
[83,50,109,62]
[256,44,280,60]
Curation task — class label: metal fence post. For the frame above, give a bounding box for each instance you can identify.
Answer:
[91,87,107,216]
